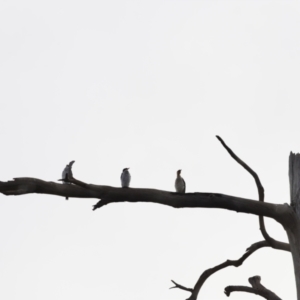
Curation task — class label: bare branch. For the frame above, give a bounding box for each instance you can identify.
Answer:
[180,240,271,300]
[216,136,290,249]
[0,177,292,227]
[0,178,101,198]
[0,137,294,229]
[216,136,264,200]
[225,276,282,300]
[170,280,193,293]
[247,240,290,252]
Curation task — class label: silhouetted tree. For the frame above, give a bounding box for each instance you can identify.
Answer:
[1,136,298,300]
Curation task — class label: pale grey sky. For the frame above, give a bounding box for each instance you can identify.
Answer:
[0,0,299,299]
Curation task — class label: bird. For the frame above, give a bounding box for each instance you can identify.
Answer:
[175,169,186,193]
[121,168,131,188]
[61,160,75,200]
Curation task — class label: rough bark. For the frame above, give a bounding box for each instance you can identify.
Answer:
[288,152,300,300]
[289,153,300,217]
[225,276,282,300]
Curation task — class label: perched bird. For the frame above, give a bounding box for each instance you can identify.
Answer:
[175,169,186,193]
[62,160,75,200]
[121,168,131,188]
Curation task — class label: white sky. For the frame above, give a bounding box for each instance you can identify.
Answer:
[0,0,299,299]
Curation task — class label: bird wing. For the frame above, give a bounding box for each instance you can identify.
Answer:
[62,166,67,178]
[182,178,186,193]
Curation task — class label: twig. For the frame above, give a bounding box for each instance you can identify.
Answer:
[170,280,193,293]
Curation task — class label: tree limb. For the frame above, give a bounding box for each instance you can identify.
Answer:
[0,137,294,230]
[170,137,290,300]
[171,240,271,300]
[216,136,290,250]
[0,177,291,226]
[225,276,282,300]
[0,178,101,198]
[247,240,290,252]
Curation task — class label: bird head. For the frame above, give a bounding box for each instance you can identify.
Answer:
[69,160,75,167]
[123,168,130,172]
[177,169,182,175]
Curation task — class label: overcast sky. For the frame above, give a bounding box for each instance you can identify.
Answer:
[0,0,300,299]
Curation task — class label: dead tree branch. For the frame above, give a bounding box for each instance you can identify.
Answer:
[216,136,290,250]
[170,137,290,300]
[225,276,282,300]
[247,240,290,252]
[171,240,271,300]
[0,178,101,198]
[0,137,295,230]
[0,177,292,227]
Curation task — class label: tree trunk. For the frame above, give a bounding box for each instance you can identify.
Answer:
[287,227,300,300]
[288,153,300,300]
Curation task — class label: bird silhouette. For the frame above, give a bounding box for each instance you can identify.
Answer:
[61,160,75,200]
[175,169,186,193]
[121,168,131,188]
